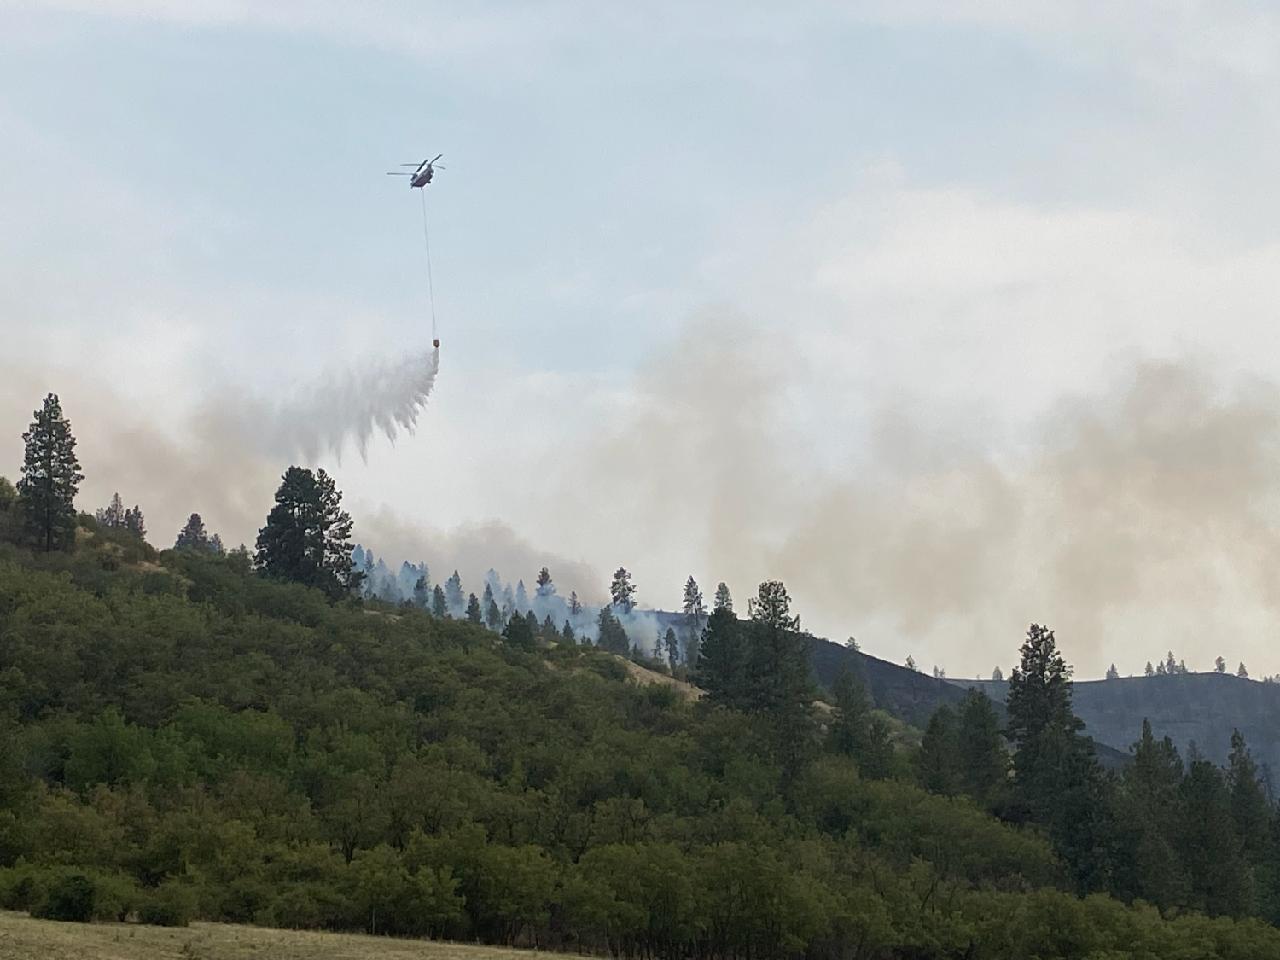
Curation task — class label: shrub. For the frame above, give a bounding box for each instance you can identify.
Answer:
[33,872,96,922]
[139,881,197,927]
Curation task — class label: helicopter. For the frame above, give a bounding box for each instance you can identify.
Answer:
[386,154,444,189]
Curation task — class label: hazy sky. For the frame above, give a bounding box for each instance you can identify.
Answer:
[7,2,1280,678]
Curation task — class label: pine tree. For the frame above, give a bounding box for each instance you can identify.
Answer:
[541,614,556,639]
[1227,729,1271,864]
[1123,718,1189,909]
[414,576,430,610]
[956,689,1007,806]
[682,576,705,664]
[1178,756,1250,916]
[829,667,892,779]
[123,505,146,539]
[524,609,539,637]
[696,607,744,705]
[1007,623,1115,892]
[466,593,483,624]
[96,492,126,528]
[1106,663,1119,680]
[1216,656,1227,674]
[18,393,83,552]
[1145,661,1155,677]
[432,584,448,619]
[254,467,358,600]
[905,655,917,671]
[1238,662,1250,679]
[568,591,581,616]
[919,705,961,795]
[596,605,629,654]
[744,581,812,767]
[561,620,576,645]
[502,611,536,651]
[209,533,225,555]
[991,666,1004,682]
[1165,651,1178,675]
[485,597,502,631]
[610,568,636,613]
[535,566,555,599]
[713,581,733,613]
[514,579,529,611]
[663,627,679,668]
[445,571,465,616]
[175,513,210,551]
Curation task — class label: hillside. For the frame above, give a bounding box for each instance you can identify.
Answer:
[2,531,1280,957]
[960,673,1280,775]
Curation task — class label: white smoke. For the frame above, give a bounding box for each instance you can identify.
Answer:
[234,347,441,462]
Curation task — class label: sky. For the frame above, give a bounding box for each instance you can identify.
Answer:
[6,1,1280,678]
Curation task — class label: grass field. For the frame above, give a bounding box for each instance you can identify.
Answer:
[0,912,554,960]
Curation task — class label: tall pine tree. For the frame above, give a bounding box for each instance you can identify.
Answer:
[19,393,83,552]
[254,467,358,600]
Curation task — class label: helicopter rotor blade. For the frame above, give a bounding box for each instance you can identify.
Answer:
[430,153,443,163]
[386,172,413,176]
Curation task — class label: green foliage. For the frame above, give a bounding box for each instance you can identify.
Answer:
[33,872,96,922]
[18,394,83,552]
[2,551,1280,957]
[139,879,197,926]
[254,466,358,600]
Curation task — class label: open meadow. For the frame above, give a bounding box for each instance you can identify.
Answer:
[0,912,549,960]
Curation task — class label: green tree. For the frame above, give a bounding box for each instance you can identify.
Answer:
[414,575,430,610]
[535,566,554,599]
[561,620,576,645]
[444,571,465,615]
[125,506,147,541]
[254,467,358,599]
[1179,756,1250,917]
[610,567,636,613]
[466,593,483,624]
[1118,718,1189,910]
[695,606,744,706]
[1227,730,1270,865]
[502,612,536,652]
[1006,623,1114,893]
[663,627,679,668]
[96,492,126,528]
[18,393,83,552]
[919,705,961,795]
[432,584,448,618]
[955,688,1008,806]
[829,667,892,779]
[744,581,813,770]
[596,605,629,654]
[568,591,581,616]
[713,581,733,612]
[174,512,210,551]
[682,576,705,665]
[485,594,503,631]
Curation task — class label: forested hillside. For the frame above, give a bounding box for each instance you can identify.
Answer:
[0,531,1277,958]
[5,396,1280,958]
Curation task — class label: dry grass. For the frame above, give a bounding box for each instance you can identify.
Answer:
[619,659,702,702]
[0,912,557,960]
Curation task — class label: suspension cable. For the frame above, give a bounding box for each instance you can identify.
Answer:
[419,187,438,343]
